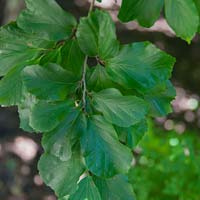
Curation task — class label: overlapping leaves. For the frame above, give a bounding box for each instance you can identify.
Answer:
[0,0,176,199]
[119,0,200,42]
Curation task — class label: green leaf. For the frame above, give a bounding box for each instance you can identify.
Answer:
[87,64,114,92]
[58,196,69,200]
[144,81,176,116]
[77,10,119,59]
[118,0,164,27]
[0,23,52,76]
[17,0,77,41]
[115,120,148,149]
[164,0,199,42]
[194,0,200,32]
[61,39,85,77]
[69,177,101,200]
[18,94,36,132]
[38,153,84,198]
[40,48,62,65]
[93,88,148,127]
[0,65,25,106]
[106,42,175,93]
[30,100,74,132]
[81,116,132,178]
[22,63,77,101]
[42,110,86,161]
[94,175,135,200]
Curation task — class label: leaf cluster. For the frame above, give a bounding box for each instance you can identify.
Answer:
[0,0,176,199]
[119,0,200,43]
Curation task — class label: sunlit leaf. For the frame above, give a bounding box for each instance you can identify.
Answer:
[165,0,199,42]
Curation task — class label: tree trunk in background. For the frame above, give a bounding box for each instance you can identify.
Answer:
[0,0,5,25]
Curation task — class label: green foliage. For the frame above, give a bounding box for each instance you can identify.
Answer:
[118,0,164,27]
[94,175,136,200]
[93,88,148,127]
[115,120,148,149]
[0,22,53,76]
[30,100,75,132]
[77,10,119,59]
[164,0,199,42]
[129,123,200,200]
[69,177,101,200]
[81,116,132,178]
[17,0,77,41]
[119,0,200,42]
[38,152,85,198]
[22,64,78,101]
[106,42,175,94]
[0,0,185,199]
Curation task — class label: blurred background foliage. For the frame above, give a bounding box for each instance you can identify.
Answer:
[130,121,200,200]
[0,0,200,200]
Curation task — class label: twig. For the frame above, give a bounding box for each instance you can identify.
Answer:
[80,0,95,111]
[81,56,88,111]
[89,0,95,14]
